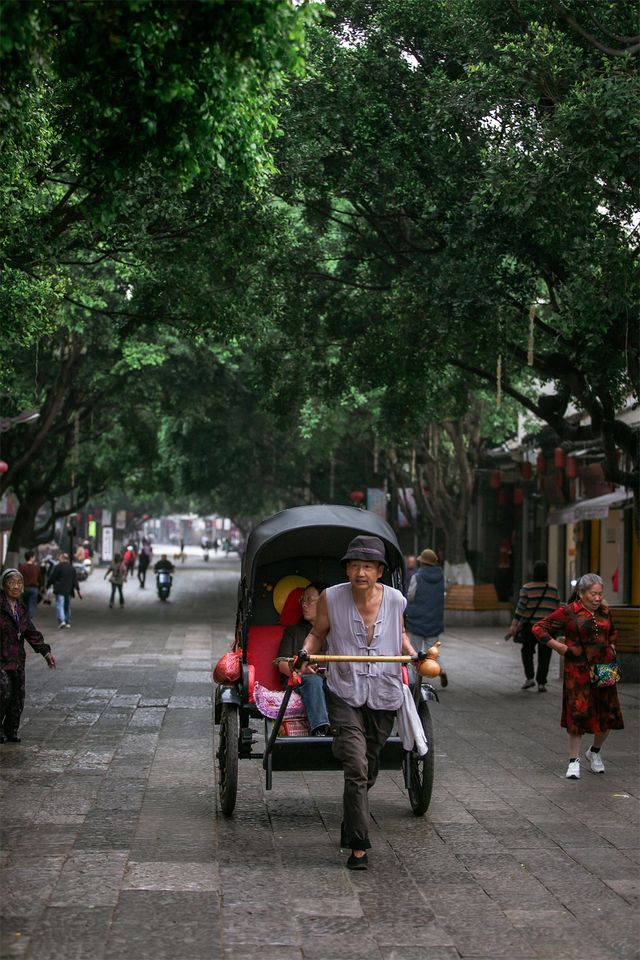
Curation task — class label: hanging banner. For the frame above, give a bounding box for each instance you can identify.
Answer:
[115,510,126,530]
[102,526,113,562]
[367,488,387,519]
[101,508,112,526]
[87,520,97,538]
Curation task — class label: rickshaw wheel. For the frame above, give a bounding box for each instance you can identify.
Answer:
[217,704,239,816]
[407,700,435,816]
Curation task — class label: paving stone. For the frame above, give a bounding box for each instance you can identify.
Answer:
[17,906,112,960]
[123,861,220,892]
[105,891,221,960]
[379,949,460,960]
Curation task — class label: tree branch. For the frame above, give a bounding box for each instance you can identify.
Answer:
[549,0,640,56]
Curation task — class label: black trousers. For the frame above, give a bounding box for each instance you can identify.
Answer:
[521,630,552,684]
[0,667,25,737]
[110,583,124,605]
[325,688,395,851]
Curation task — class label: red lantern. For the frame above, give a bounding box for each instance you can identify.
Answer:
[0,460,8,474]
[554,446,565,468]
[519,462,533,481]
[566,457,577,478]
[536,453,546,475]
[349,490,365,504]
[512,488,524,506]
[489,470,502,490]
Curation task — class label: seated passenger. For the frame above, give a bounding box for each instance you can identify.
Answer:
[277,582,330,736]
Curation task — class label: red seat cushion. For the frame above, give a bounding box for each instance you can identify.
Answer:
[247,624,286,692]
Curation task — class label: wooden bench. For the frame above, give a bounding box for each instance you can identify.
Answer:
[445,584,512,610]
[444,584,512,626]
[609,607,639,653]
[609,607,639,683]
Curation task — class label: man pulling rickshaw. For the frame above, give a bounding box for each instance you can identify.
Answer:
[293,534,421,870]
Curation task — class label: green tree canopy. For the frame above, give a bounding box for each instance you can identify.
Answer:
[269,0,639,497]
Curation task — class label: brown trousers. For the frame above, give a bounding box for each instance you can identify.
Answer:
[325,687,395,850]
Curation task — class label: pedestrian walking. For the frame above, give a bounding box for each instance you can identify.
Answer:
[48,552,82,628]
[0,568,56,743]
[137,542,152,588]
[505,561,560,692]
[403,554,417,594]
[405,548,448,687]
[18,550,43,620]
[123,544,137,580]
[105,553,127,607]
[532,573,624,780]
[295,535,419,869]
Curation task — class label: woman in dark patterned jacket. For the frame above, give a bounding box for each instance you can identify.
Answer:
[0,568,56,743]
[532,573,623,781]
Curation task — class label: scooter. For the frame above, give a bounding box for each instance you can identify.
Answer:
[73,560,89,582]
[156,570,172,601]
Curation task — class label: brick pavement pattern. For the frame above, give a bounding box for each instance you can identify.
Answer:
[0,555,638,960]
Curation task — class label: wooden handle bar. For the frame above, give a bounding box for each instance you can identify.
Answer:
[274,654,418,664]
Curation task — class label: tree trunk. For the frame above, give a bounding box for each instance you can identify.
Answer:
[4,496,44,569]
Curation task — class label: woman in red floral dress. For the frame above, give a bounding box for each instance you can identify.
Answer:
[532,573,623,780]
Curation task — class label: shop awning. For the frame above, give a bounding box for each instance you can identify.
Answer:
[547,489,632,525]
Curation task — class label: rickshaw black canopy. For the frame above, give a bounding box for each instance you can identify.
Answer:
[241,504,405,590]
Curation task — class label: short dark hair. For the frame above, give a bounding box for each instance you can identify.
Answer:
[24,550,35,561]
[305,581,328,594]
[533,560,548,581]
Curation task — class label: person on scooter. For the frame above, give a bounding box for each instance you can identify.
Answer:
[153,555,175,574]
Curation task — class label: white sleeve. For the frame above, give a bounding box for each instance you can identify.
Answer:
[407,575,417,602]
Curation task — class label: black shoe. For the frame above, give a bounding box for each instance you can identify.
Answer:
[346,852,368,870]
[311,725,330,737]
[4,733,21,743]
[0,733,6,744]
[440,671,448,688]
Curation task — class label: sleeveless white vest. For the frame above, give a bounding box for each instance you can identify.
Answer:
[325,582,406,710]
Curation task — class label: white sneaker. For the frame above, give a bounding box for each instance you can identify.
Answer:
[565,759,580,779]
[585,747,605,774]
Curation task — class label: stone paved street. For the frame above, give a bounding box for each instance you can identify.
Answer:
[1,555,638,960]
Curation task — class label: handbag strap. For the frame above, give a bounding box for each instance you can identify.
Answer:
[520,583,549,623]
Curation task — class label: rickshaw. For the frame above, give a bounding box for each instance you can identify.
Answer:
[213,504,439,817]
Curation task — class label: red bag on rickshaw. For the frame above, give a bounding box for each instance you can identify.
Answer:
[213,651,242,684]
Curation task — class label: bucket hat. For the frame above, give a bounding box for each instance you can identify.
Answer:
[418,549,438,566]
[341,535,387,568]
